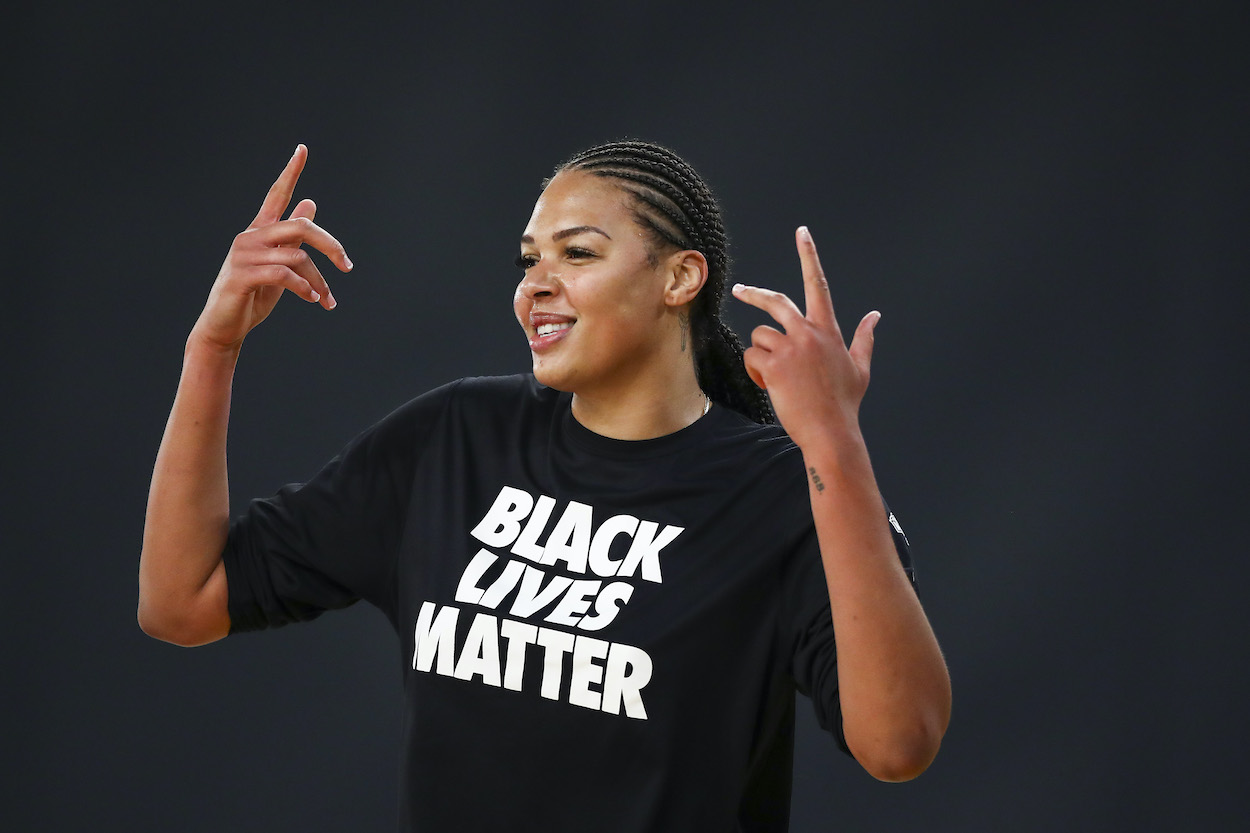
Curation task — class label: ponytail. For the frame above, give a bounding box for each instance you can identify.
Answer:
[694,320,775,424]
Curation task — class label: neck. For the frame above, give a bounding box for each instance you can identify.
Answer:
[570,358,707,441]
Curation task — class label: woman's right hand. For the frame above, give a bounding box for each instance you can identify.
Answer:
[192,144,353,351]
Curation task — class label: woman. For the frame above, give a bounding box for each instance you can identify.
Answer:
[139,141,950,831]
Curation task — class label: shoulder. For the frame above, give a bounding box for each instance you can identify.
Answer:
[434,374,563,423]
[446,373,553,406]
[329,375,550,472]
[654,406,812,511]
[382,374,550,423]
[364,374,561,448]
[705,406,804,472]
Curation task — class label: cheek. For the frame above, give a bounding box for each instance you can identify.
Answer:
[607,275,665,324]
[512,285,528,321]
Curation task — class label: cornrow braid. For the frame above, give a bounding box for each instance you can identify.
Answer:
[556,140,775,424]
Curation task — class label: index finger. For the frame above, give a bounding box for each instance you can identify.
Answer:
[796,226,836,328]
[249,144,307,229]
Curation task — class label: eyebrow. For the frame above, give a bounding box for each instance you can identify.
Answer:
[520,225,612,245]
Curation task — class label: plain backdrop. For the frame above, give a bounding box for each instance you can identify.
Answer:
[4,2,1246,830]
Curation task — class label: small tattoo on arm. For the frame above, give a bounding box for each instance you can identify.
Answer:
[808,466,825,492]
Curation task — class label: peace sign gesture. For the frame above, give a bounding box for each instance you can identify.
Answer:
[731,227,880,454]
[194,145,353,351]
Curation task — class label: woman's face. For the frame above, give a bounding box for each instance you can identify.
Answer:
[514,170,673,395]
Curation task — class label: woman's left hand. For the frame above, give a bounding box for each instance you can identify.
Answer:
[731,226,880,453]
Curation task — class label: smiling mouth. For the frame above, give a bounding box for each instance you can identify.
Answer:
[529,319,574,352]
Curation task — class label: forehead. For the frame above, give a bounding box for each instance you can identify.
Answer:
[524,170,632,237]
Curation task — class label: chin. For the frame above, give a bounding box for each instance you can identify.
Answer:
[531,361,576,392]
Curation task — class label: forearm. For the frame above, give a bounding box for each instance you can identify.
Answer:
[137,331,240,645]
[804,432,951,781]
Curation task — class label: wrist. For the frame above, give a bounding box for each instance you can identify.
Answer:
[185,325,244,364]
[795,417,867,464]
[182,329,243,391]
[799,426,877,485]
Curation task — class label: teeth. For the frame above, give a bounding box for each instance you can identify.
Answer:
[536,322,573,337]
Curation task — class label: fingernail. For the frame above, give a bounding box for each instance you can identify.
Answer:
[344,255,354,271]
[310,290,320,302]
[799,226,811,241]
[327,290,338,310]
[732,283,746,295]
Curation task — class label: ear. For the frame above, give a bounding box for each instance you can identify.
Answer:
[663,250,709,307]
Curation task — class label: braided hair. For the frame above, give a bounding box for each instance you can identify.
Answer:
[554,140,775,424]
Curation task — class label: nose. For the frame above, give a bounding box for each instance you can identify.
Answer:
[517,261,559,300]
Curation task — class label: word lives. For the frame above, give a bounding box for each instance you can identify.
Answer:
[411,486,685,719]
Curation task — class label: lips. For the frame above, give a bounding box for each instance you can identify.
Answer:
[528,312,576,351]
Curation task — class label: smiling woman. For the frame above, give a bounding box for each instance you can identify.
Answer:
[515,169,713,436]
[138,140,950,832]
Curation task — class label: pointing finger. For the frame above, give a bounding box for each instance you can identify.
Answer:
[249,144,307,229]
[796,226,836,329]
[731,283,804,332]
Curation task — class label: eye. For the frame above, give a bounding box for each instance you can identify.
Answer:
[565,246,596,260]
[515,253,537,270]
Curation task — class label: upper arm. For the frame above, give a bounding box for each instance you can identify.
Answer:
[220,384,461,634]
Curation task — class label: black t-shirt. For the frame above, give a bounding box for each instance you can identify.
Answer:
[224,374,913,832]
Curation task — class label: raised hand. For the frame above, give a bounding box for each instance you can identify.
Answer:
[730,226,879,453]
[193,144,353,351]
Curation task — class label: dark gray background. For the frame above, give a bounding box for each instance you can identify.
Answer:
[5,1,1246,830]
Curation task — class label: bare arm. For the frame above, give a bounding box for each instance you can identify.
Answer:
[137,145,352,646]
[732,227,951,781]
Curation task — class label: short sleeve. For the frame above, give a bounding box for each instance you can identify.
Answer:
[785,501,915,753]
[223,381,460,634]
